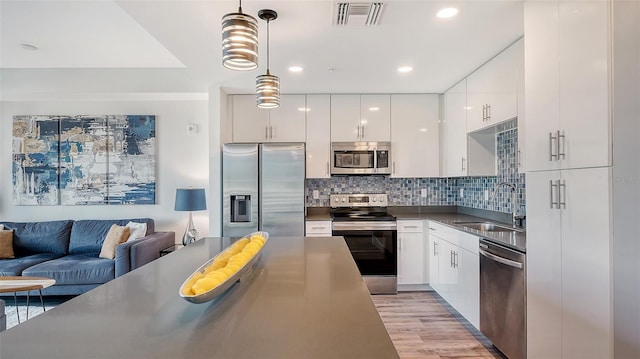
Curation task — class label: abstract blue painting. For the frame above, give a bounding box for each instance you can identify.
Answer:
[12,116,61,205]
[13,115,156,205]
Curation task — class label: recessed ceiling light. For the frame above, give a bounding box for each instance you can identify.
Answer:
[20,43,39,51]
[464,106,473,110]
[437,7,459,19]
[369,107,380,112]
[419,128,428,132]
[298,107,311,112]
[398,66,413,73]
[289,66,303,73]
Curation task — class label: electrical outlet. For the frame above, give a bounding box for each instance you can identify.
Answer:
[421,189,427,198]
[460,188,464,198]
[484,190,489,201]
[312,190,319,199]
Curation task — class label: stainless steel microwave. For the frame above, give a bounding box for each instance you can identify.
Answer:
[331,142,391,175]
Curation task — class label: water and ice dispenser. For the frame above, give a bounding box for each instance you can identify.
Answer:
[230,195,251,222]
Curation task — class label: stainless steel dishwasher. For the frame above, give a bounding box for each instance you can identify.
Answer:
[479,239,526,359]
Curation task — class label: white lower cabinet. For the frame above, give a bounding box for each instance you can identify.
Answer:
[427,221,480,329]
[526,167,612,359]
[305,221,332,237]
[397,220,427,286]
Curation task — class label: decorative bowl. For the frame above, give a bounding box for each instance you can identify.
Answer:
[179,231,269,304]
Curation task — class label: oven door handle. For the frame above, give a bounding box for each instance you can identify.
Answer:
[479,248,523,269]
[332,222,397,231]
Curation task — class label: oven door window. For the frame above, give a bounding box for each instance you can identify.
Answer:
[334,151,374,169]
[333,229,397,276]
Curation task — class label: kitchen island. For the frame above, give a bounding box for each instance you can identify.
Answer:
[0,236,399,359]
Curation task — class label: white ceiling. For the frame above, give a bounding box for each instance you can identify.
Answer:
[0,0,524,95]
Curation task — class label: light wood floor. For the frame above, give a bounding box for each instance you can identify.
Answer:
[372,291,505,359]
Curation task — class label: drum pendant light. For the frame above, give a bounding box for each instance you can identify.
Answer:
[222,0,258,71]
[256,9,280,109]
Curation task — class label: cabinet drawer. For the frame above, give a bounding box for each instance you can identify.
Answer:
[305,221,332,236]
[397,220,424,233]
[427,221,478,254]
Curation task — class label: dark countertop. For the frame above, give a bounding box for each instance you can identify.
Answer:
[305,206,526,252]
[0,236,399,359]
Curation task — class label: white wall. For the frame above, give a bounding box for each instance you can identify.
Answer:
[0,97,210,242]
[613,0,640,357]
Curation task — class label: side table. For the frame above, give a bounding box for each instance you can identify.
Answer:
[0,276,56,324]
[160,244,184,257]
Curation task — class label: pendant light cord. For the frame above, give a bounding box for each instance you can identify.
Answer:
[238,0,242,12]
[266,18,271,73]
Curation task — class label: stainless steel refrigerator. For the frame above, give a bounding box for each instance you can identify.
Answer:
[222,143,305,238]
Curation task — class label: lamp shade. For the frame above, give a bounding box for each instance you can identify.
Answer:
[175,188,207,211]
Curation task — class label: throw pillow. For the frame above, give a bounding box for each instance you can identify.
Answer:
[99,224,131,259]
[0,230,15,259]
[125,221,147,242]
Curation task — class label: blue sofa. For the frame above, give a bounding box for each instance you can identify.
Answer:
[0,218,175,295]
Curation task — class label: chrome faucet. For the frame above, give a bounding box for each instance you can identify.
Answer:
[491,182,524,227]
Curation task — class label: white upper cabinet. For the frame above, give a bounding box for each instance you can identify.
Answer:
[467,39,520,133]
[231,94,306,143]
[231,95,270,143]
[443,80,468,177]
[331,94,390,142]
[305,95,331,178]
[390,94,440,178]
[525,0,611,172]
[269,95,307,142]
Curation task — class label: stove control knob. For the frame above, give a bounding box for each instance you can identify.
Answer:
[372,197,377,203]
[341,198,346,203]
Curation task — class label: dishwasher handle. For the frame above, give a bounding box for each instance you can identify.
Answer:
[479,248,523,269]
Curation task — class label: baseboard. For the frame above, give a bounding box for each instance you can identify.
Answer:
[397,284,431,292]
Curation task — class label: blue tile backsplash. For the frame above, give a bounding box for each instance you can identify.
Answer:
[306,121,526,217]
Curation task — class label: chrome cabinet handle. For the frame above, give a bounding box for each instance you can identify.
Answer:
[486,104,491,121]
[549,132,558,161]
[482,105,486,121]
[461,157,466,172]
[433,242,438,256]
[550,180,559,209]
[357,125,361,139]
[393,161,396,174]
[361,125,365,139]
[265,126,269,140]
[326,162,330,175]
[269,126,274,140]
[558,130,566,160]
[558,180,566,209]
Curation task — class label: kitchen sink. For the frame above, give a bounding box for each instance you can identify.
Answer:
[453,221,521,233]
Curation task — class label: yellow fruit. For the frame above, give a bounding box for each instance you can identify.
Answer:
[231,238,250,252]
[218,267,234,277]
[226,263,241,273]
[192,277,222,293]
[242,246,258,257]
[205,271,228,282]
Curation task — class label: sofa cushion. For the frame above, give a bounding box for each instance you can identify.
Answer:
[99,225,130,259]
[0,220,73,256]
[69,218,154,255]
[22,255,115,285]
[0,230,15,259]
[0,253,65,276]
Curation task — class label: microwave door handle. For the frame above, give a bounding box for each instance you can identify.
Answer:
[373,149,377,172]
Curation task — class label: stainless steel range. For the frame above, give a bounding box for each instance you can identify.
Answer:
[330,194,397,295]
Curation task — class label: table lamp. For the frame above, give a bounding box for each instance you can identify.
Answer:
[175,188,207,246]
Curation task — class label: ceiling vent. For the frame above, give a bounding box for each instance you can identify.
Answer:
[333,2,384,26]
